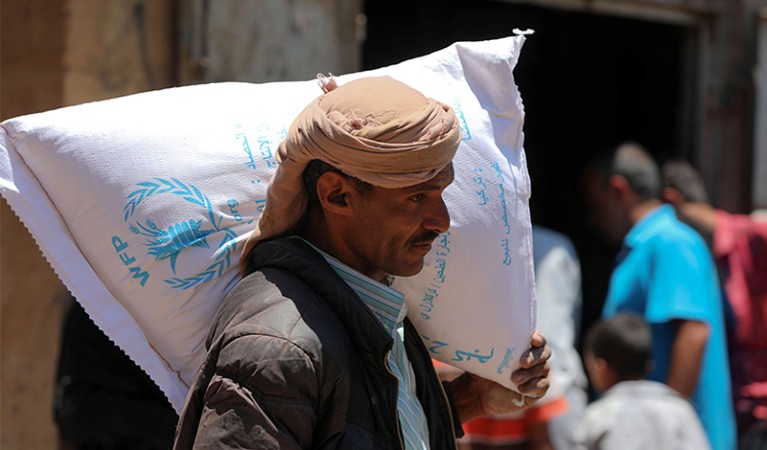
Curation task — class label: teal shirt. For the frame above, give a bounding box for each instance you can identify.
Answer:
[311,242,430,450]
[602,204,735,450]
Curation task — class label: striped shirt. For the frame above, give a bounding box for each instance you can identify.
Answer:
[310,242,430,450]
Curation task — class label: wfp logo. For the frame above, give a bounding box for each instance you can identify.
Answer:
[117,178,238,290]
[130,218,212,273]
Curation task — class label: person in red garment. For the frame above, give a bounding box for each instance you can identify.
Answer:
[662,159,767,446]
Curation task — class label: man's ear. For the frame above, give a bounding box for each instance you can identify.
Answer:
[662,186,685,207]
[608,174,634,204]
[585,353,616,393]
[316,171,355,215]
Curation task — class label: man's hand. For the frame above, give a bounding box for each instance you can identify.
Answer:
[447,331,551,423]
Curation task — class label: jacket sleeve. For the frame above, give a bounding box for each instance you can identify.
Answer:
[442,380,465,438]
[190,333,322,449]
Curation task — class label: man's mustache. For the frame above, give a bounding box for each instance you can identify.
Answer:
[409,232,440,246]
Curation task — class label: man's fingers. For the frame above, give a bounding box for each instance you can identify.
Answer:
[516,375,550,398]
[530,330,547,348]
[512,361,550,385]
[520,342,552,369]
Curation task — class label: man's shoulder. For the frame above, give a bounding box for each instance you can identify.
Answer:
[207,269,356,382]
[641,210,699,242]
[633,210,709,257]
[217,236,338,333]
[210,267,347,353]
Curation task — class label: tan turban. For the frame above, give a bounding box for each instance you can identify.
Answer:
[240,75,461,272]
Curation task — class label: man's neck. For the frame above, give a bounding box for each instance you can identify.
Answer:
[300,209,389,283]
[629,199,663,227]
[299,207,334,252]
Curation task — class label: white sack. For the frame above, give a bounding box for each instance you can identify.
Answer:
[0,35,535,413]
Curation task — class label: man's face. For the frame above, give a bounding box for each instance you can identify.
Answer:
[583,171,630,246]
[343,163,454,281]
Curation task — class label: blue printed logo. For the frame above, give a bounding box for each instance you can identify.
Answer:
[122,178,237,290]
[129,218,213,273]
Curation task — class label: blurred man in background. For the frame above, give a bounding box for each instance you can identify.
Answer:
[582,142,735,450]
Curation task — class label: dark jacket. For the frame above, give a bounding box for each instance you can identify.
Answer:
[174,236,462,449]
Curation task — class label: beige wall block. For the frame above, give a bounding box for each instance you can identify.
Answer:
[1,198,68,448]
[1,1,174,448]
[64,0,175,105]
[1,0,69,448]
[178,0,363,84]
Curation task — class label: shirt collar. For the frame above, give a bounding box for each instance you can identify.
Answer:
[624,204,673,247]
[302,239,407,334]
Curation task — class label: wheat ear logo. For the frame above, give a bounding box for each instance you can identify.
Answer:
[123,178,237,290]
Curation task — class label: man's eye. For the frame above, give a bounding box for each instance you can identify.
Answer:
[410,193,425,202]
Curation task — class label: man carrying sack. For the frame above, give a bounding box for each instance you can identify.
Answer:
[174,76,551,449]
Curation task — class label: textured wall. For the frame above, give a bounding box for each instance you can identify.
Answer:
[177,0,364,84]
[1,1,69,448]
[1,1,174,448]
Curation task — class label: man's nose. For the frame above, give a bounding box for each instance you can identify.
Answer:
[424,199,451,234]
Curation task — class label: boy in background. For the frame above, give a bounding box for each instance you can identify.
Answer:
[574,313,710,450]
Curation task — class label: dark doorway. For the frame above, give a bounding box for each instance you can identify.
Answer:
[363,0,696,348]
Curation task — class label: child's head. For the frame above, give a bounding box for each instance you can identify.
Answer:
[583,313,652,393]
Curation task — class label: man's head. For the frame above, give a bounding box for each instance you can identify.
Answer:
[302,160,454,280]
[660,159,717,238]
[661,159,709,205]
[583,313,652,393]
[241,76,461,278]
[582,141,662,245]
